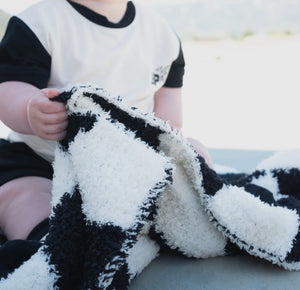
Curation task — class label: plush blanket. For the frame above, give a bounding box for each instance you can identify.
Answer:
[1,86,300,289]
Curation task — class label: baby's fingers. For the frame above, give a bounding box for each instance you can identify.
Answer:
[39,99,67,114]
[41,88,60,98]
[42,111,69,125]
[44,121,68,135]
[42,121,68,140]
[39,88,66,113]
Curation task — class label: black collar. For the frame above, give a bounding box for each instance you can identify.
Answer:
[67,1,135,28]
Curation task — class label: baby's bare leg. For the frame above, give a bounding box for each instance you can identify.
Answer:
[0,176,51,240]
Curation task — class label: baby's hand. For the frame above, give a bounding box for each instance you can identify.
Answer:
[26,88,68,140]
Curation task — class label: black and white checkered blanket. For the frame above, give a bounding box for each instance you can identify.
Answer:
[1,86,300,289]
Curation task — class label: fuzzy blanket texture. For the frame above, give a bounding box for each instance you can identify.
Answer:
[1,86,300,289]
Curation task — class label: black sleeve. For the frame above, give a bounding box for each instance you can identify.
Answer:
[0,16,51,89]
[163,42,185,88]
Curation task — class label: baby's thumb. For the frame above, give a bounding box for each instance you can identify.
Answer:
[41,88,60,99]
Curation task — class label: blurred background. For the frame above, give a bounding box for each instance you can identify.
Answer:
[0,0,299,151]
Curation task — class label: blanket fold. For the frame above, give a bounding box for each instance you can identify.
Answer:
[1,85,300,289]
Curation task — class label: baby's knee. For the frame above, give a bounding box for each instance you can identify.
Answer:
[0,177,52,239]
[0,177,52,224]
[186,137,214,169]
[0,180,20,213]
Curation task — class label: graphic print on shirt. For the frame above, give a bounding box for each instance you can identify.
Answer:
[152,65,171,86]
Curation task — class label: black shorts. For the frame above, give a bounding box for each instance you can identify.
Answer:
[0,139,53,187]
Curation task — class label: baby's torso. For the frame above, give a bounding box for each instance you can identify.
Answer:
[9,0,180,162]
[18,0,180,112]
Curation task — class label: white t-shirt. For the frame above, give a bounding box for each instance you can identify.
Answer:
[0,0,185,162]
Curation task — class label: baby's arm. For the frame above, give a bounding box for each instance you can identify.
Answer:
[0,81,68,140]
[153,87,214,168]
[153,87,183,130]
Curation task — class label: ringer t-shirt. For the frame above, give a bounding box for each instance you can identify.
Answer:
[0,0,185,162]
